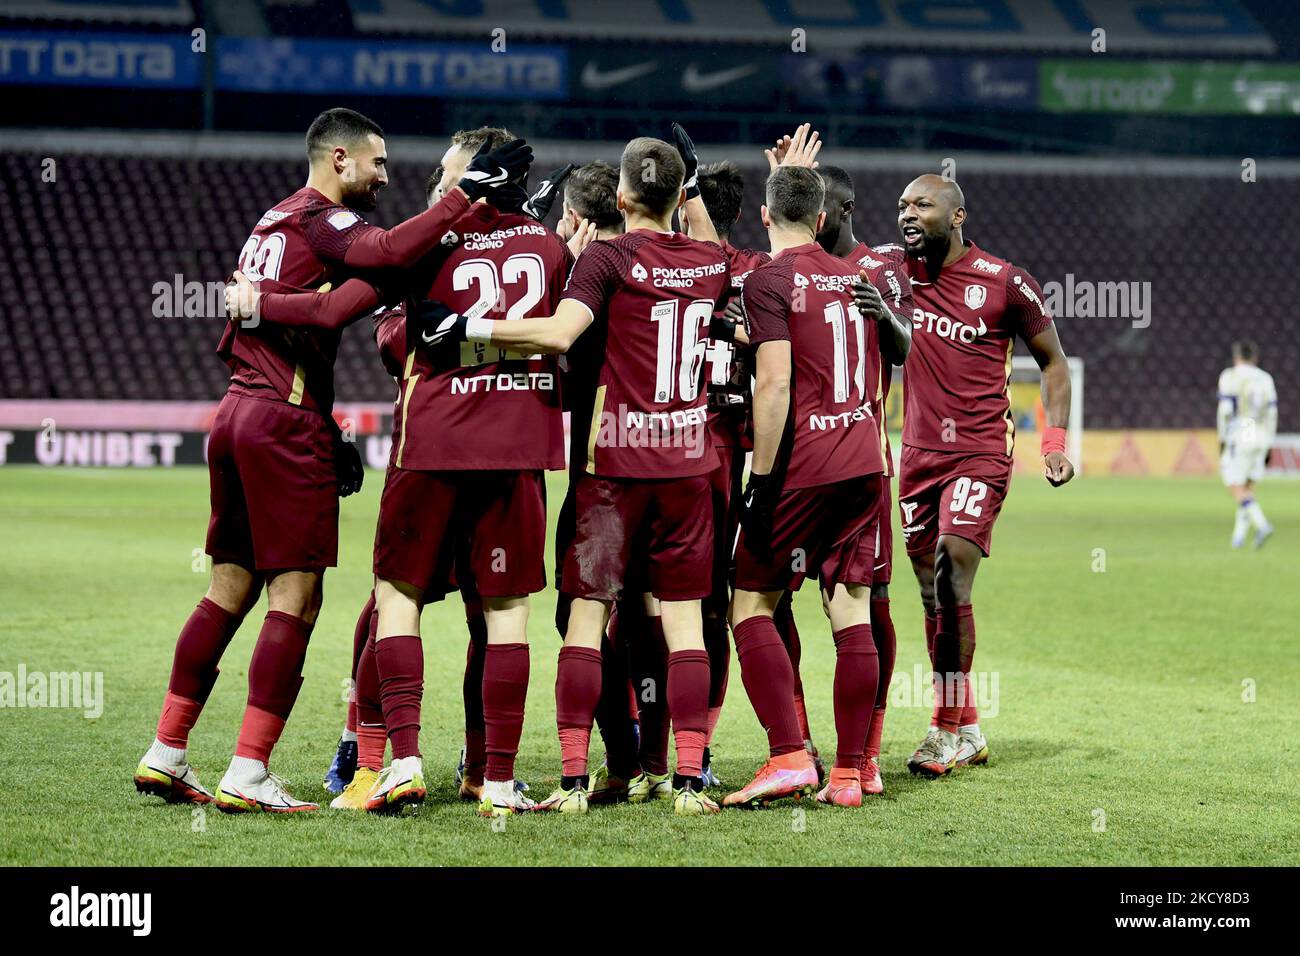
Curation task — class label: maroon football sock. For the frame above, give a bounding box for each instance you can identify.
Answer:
[832,623,878,770]
[627,609,671,776]
[773,596,810,741]
[864,597,897,761]
[924,609,940,728]
[345,590,377,733]
[667,649,710,778]
[483,642,529,781]
[732,615,803,757]
[960,701,981,727]
[593,631,640,779]
[702,614,730,743]
[462,601,488,783]
[933,604,975,734]
[235,610,313,762]
[156,597,242,747]
[355,632,385,770]
[375,635,424,759]
[556,645,603,777]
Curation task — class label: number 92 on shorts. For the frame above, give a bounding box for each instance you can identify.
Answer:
[897,445,1013,558]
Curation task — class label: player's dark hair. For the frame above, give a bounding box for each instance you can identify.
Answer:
[564,161,622,229]
[425,167,443,202]
[306,108,385,161]
[697,161,745,239]
[450,125,515,153]
[620,137,685,218]
[1233,340,1259,363]
[765,166,825,230]
[818,164,855,201]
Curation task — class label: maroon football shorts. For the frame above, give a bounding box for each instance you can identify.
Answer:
[373,467,547,599]
[206,391,338,571]
[707,441,745,614]
[873,473,894,586]
[733,474,881,594]
[561,473,713,603]
[897,444,1014,558]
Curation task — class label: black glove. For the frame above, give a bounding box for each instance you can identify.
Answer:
[709,315,737,343]
[671,123,700,200]
[739,471,777,560]
[523,163,576,221]
[414,300,469,348]
[457,138,534,201]
[333,432,364,498]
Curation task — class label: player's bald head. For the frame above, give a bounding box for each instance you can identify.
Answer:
[898,173,967,257]
[904,174,964,214]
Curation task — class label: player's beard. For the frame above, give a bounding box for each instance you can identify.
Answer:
[904,228,945,259]
[343,182,380,212]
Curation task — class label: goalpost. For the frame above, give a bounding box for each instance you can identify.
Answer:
[1009,355,1085,474]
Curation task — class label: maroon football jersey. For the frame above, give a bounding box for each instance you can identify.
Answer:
[562,230,729,479]
[391,203,573,471]
[742,242,885,491]
[707,240,771,448]
[873,241,1053,456]
[844,240,912,477]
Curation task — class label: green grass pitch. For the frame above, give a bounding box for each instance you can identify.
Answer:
[1,465,1295,866]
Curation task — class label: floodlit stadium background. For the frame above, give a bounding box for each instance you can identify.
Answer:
[1,0,1296,475]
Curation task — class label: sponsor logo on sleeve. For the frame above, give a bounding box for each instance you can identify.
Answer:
[972,257,1003,275]
[328,209,361,231]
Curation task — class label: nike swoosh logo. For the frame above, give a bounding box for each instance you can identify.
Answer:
[682,62,760,92]
[951,517,977,525]
[581,60,658,90]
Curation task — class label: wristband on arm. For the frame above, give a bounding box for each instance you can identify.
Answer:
[1040,426,1067,457]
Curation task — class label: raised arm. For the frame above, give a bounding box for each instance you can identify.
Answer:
[224,271,384,331]
[317,138,533,270]
[672,123,720,247]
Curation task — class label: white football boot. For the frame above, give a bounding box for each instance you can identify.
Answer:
[364,755,426,813]
[954,726,990,767]
[215,760,318,813]
[134,741,214,804]
[477,779,537,817]
[906,729,959,777]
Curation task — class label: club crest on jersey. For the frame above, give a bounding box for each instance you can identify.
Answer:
[964,284,987,310]
[631,262,648,281]
[441,231,460,247]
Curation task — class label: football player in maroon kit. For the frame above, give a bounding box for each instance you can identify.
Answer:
[425,128,730,815]
[728,170,909,806]
[690,160,768,786]
[234,127,575,816]
[876,174,1073,777]
[816,164,912,795]
[723,164,911,809]
[133,108,531,814]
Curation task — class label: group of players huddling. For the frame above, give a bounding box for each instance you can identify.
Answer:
[133,106,1073,818]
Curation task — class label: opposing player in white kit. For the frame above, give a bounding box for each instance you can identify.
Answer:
[1217,340,1277,550]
